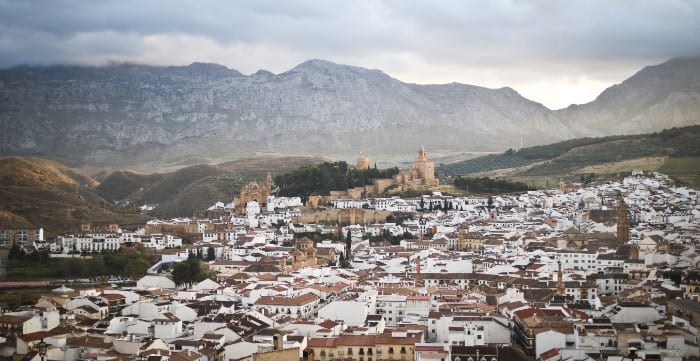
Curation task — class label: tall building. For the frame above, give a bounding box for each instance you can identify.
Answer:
[411,145,438,185]
[617,200,630,246]
[356,151,371,170]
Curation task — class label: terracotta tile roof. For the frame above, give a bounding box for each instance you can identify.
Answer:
[170,350,201,361]
[539,348,560,359]
[102,293,126,300]
[376,333,422,345]
[307,338,337,348]
[67,336,113,349]
[337,334,376,346]
[256,293,319,306]
[319,320,339,329]
[17,331,52,342]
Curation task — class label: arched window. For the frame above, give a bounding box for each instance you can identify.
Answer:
[388,347,394,354]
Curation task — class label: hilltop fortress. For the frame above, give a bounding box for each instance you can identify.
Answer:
[307,145,439,207]
[234,146,439,213]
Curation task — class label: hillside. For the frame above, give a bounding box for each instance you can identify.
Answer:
[96,156,324,218]
[0,155,323,234]
[1,57,698,167]
[0,157,145,235]
[438,126,700,185]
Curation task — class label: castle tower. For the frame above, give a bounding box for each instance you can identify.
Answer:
[412,145,437,185]
[356,151,371,170]
[617,200,630,246]
[417,145,427,162]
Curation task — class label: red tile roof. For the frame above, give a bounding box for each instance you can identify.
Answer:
[256,293,319,306]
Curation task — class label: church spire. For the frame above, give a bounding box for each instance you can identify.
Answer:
[617,196,629,247]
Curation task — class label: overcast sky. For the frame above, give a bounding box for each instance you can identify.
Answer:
[1,0,698,109]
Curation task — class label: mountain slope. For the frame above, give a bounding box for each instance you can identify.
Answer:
[558,57,700,135]
[0,57,698,168]
[438,125,700,184]
[96,156,323,218]
[0,157,145,235]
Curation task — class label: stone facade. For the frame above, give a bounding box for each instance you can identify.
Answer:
[291,239,318,270]
[356,151,371,170]
[292,208,391,225]
[309,146,439,207]
[235,172,273,214]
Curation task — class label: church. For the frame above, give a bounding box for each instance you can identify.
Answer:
[234,172,273,214]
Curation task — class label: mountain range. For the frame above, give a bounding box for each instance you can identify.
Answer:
[1,57,699,168]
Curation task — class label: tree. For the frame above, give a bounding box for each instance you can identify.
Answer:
[172,259,210,286]
[345,230,352,260]
[339,252,351,268]
[8,241,24,260]
[124,258,149,279]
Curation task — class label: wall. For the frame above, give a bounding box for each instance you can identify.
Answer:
[253,347,299,361]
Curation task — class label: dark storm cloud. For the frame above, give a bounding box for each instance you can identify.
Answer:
[0,0,698,108]
[2,0,694,64]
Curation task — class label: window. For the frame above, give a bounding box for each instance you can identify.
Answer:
[388,348,394,354]
[400,347,406,354]
[320,351,326,357]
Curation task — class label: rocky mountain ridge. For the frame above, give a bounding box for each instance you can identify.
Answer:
[1,57,698,167]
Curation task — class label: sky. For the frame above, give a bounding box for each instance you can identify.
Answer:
[0,1,699,109]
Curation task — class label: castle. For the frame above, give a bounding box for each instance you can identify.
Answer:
[308,146,439,206]
[235,146,439,211]
[399,145,438,187]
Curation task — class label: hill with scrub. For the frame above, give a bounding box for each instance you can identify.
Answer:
[0,155,323,234]
[438,126,700,185]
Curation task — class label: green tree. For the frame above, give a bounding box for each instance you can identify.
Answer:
[339,252,351,268]
[124,258,150,279]
[172,259,209,286]
[172,261,192,286]
[345,230,352,260]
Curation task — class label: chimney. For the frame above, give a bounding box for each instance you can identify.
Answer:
[273,333,284,351]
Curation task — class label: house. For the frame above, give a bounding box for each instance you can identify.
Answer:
[255,294,320,319]
[0,310,59,338]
